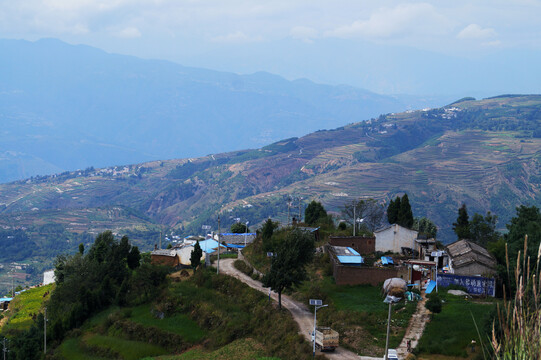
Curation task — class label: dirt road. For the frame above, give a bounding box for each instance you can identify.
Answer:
[219,258,380,360]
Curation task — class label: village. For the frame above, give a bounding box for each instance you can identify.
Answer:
[147,211,497,360]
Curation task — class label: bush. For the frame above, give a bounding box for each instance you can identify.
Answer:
[425,294,442,313]
[233,260,253,276]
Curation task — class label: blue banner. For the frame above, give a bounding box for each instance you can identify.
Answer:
[437,273,495,296]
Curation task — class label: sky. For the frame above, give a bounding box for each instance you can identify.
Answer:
[2,0,541,96]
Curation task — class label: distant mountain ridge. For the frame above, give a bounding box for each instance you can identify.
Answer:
[0,37,433,183]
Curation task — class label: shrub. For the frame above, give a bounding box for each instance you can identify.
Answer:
[425,294,442,313]
[234,259,254,276]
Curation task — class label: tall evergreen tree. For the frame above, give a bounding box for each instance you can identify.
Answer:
[304,200,327,226]
[453,203,471,239]
[387,196,400,224]
[190,240,203,271]
[397,194,414,228]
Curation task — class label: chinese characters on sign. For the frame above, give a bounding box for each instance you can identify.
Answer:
[438,273,495,296]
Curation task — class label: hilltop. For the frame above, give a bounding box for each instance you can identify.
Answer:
[1,95,541,289]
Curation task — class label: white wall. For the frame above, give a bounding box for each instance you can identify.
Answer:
[375,224,418,253]
[43,270,55,285]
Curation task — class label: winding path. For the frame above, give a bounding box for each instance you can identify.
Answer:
[219,258,379,360]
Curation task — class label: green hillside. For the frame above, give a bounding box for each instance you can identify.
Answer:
[1,95,541,290]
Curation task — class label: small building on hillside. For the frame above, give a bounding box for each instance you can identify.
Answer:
[374,224,418,253]
[326,244,398,286]
[217,233,257,246]
[151,249,181,267]
[328,246,364,266]
[415,236,437,258]
[297,227,320,242]
[43,270,55,285]
[446,240,497,277]
[329,236,375,255]
[0,297,13,311]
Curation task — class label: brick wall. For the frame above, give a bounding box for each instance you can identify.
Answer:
[151,254,179,267]
[329,236,375,255]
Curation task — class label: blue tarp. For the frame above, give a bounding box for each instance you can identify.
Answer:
[381,256,394,265]
[347,247,360,256]
[226,243,245,248]
[425,280,437,294]
[0,297,13,302]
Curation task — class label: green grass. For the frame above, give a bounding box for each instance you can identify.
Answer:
[58,338,109,360]
[2,284,53,332]
[149,338,278,360]
[128,304,206,342]
[417,292,495,357]
[85,334,168,360]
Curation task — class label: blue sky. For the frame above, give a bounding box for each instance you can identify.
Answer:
[2,0,541,96]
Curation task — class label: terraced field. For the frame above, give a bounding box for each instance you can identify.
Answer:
[0,95,540,281]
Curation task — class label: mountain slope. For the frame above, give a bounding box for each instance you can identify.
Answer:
[0,38,414,183]
[0,95,540,290]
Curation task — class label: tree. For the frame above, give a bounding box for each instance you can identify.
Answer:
[261,218,279,252]
[127,246,141,270]
[452,204,471,240]
[304,200,327,226]
[413,217,438,238]
[231,222,250,233]
[190,240,203,271]
[505,205,541,259]
[262,229,314,309]
[78,243,84,255]
[470,211,500,247]
[342,198,385,233]
[397,193,414,228]
[387,196,400,224]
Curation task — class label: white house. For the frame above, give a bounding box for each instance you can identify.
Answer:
[43,270,55,285]
[374,224,418,253]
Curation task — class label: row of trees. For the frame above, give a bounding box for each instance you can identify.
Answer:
[6,231,169,360]
[452,204,500,246]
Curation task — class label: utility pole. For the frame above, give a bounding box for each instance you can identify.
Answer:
[217,215,221,275]
[44,307,47,354]
[2,337,7,360]
[287,198,291,226]
[159,229,162,249]
[353,204,356,236]
[298,197,302,223]
[244,221,250,247]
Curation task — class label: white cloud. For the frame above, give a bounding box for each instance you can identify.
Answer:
[211,31,262,44]
[115,27,141,38]
[457,24,497,39]
[290,26,318,43]
[325,3,453,39]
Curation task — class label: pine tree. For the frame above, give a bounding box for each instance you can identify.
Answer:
[190,240,203,271]
[397,194,414,228]
[304,200,327,226]
[452,203,471,239]
[387,196,401,224]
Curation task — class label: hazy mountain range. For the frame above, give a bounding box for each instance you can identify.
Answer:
[0,38,453,184]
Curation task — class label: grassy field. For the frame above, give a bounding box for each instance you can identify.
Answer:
[52,268,317,360]
[1,284,53,333]
[85,333,168,360]
[416,291,495,358]
[128,304,206,343]
[149,338,279,360]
